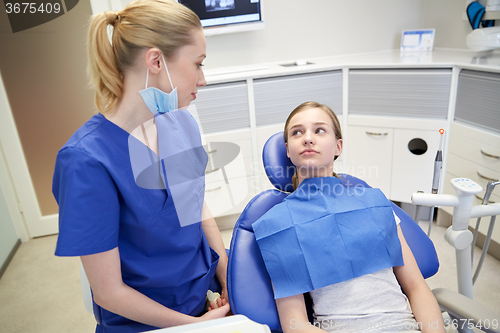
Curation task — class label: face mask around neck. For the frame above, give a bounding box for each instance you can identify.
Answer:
[139,55,178,115]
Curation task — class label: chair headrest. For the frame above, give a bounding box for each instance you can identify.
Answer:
[262,132,295,192]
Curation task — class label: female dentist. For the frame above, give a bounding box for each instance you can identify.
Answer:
[52,1,229,332]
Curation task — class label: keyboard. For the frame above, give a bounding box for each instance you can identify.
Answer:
[203,64,270,76]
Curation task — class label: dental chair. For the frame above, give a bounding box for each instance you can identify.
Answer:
[226,132,500,333]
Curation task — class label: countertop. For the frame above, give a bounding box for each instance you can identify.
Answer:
[204,48,500,84]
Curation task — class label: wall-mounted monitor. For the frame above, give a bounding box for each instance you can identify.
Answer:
[177,0,264,36]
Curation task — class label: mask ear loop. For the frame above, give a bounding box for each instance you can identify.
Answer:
[162,55,175,93]
[145,68,150,89]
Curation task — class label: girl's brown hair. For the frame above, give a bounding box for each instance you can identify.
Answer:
[283,101,343,190]
[87,0,202,113]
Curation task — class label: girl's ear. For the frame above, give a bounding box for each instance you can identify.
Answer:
[335,139,343,158]
[144,48,163,74]
[285,142,290,158]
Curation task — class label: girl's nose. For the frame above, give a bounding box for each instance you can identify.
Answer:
[303,131,314,145]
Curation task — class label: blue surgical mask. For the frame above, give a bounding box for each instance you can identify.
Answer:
[139,55,178,115]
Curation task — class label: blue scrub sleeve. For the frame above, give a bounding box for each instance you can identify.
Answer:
[54,147,120,256]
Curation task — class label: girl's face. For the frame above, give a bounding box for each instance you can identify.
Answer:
[163,29,207,108]
[285,107,343,181]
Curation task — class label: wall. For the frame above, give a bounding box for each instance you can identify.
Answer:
[0,158,20,278]
[0,0,95,219]
[423,0,475,50]
[204,0,425,68]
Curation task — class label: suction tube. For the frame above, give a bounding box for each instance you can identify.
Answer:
[472,180,500,284]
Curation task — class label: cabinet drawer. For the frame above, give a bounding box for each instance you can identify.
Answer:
[204,129,253,160]
[448,134,500,173]
[205,174,258,218]
[205,149,254,217]
[448,122,500,173]
[455,70,500,133]
[254,71,343,126]
[445,154,500,194]
[195,81,250,133]
[345,125,393,197]
[349,69,451,119]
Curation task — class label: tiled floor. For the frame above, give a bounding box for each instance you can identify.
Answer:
[0,220,499,333]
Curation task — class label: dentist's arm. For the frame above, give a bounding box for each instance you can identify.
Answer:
[81,248,229,328]
[201,200,229,305]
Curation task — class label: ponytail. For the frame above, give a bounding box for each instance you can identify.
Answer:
[87,11,123,113]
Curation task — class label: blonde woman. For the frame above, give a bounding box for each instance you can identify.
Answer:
[53,1,229,332]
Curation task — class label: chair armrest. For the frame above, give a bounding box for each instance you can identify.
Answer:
[433,288,500,333]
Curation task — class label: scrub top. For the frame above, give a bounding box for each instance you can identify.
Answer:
[53,114,219,333]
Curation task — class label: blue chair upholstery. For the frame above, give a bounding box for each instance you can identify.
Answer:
[227,132,440,332]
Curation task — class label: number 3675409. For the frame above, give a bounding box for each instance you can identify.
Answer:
[5,3,62,14]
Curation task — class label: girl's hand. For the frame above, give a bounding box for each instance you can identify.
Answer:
[207,296,227,311]
[202,302,230,320]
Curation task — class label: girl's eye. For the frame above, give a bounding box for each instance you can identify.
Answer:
[316,128,325,134]
[198,63,204,68]
[292,129,302,136]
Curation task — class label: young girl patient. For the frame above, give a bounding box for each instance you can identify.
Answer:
[252,101,445,333]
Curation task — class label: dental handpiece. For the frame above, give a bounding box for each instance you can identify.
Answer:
[482,180,500,205]
[432,129,445,194]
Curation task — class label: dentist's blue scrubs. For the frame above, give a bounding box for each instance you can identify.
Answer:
[53,114,219,333]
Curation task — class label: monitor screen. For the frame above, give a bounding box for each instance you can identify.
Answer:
[178,0,264,36]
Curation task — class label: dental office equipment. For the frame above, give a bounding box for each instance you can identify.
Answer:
[433,129,445,195]
[472,180,500,285]
[414,128,445,236]
[412,178,500,300]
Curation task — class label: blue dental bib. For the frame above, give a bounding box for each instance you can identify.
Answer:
[252,177,404,299]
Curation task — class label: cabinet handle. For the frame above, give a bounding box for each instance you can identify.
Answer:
[477,171,499,182]
[475,194,496,204]
[205,168,220,175]
[206,186,222,192]
[206,149,217,154]
[366,131,388,136]
[480,149,500,159]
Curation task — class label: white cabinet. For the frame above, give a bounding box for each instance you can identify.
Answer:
[444,70,500,244]
[203,129,258,218]
[194,82,255,218]
[348,69,452,119]
[345,125,394,197]
[443,122,500,212]
[253,71,343,127]
[346,68,451,202]
[391,128,442,202]
[195,81,250,134]
[346,117,446,203]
